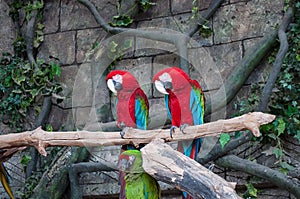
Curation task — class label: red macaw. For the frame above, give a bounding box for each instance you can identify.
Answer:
[0,163,14,199]
[106,70,151,199]
[153,67,205,199]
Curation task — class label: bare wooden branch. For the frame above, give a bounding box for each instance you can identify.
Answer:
[0,112,275,158]
[141,139,242,199]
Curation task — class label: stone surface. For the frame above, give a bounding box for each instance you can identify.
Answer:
[38,31,76,65]
[115,56,153,97]
[60,0,97,31]
[134,0,171,21]
[75,107,92,129]
[76,28,107,63]
[54,65,78,109]
[0,0,16,54]
[73,63,93,107]
[205,41,243,80]
[171,0,215,14]
[43,0,60,34]
[213,0,284,44]
[48,106,75,131]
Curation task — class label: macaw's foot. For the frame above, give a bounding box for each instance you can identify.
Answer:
[208,163,215,171]
[120,127,129,139]
[179,124,189,134]
[170,126,177,138]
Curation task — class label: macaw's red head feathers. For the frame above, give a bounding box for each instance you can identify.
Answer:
[152,67,192,94]
[106,70,140,93]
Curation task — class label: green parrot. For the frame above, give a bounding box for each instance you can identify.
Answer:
[119,150,161,199]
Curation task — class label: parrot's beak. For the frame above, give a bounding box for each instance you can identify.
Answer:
[107,79,117,94]
[154,80,169,95]
[114,82,123,91]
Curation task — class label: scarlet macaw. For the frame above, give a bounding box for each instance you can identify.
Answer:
[153,67,205,199]
[107,70,159,198]
[0,163,14,199]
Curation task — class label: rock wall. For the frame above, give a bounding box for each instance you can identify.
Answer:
[1,0,297,198]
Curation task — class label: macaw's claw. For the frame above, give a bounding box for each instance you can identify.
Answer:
[120,127,128,139]
[179,124,189,134]
[170,126,177,138]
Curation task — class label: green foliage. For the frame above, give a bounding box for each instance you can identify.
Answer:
[20,154,32,167]
[191,0,213,38]
[261,2,300,144]
[110,14,134,27]
[9,0,45,49]
[0,53,61,130]
[110,0,155,27]
[107,38,133,66]
[138,0,156,12]
[243,183,258,198]
[219,133,231,148]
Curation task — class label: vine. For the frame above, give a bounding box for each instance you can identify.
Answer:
[109,0,155,27]
[1,0,61,132]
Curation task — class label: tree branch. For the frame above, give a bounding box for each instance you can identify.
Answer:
[25,9,38,67]
[215,155,300,198]
[197,131,252,165]
[0,112,275,158]
[200,7,295,164]
[188,0,226,37]
[141,139,241,199]
[77,0,223,75]
[258,7,293,112]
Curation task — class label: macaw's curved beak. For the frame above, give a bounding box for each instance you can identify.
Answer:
[154,80,171,95]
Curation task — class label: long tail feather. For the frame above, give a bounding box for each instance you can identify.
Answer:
[0,163,14,199]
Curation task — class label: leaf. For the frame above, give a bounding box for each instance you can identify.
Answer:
[245,183,258,197]
[280,161,295,170]
[277,118,286,136]
[120,39,133,51]
[46,124,53,132]
[50,62,62,77]
[110,15,133,27]
[267,133,277,140]
[109,41,118,53]
[294,130,300,143]
[219,133,230,149]
[272,147,283,159]
[20,154,32,166]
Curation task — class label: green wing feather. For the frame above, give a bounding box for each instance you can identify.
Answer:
[120,150,161,199]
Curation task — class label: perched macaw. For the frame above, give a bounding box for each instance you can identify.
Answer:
[119,150,161,199]
[153,67,205,199]
[106,70,149,136]
[0,163,14,199]
[106,70,156,199]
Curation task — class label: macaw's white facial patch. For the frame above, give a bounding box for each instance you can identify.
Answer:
[154,80,169,95]
[159,72,172,83]
[113,74,123,84]
[107,79,117,94]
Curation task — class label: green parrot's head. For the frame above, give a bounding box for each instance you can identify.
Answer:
[119,150,144,174]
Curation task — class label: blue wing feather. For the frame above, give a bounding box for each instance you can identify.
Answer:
[135,97,148,130]
[182,85,204,159]
[164,95,172,120]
